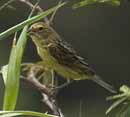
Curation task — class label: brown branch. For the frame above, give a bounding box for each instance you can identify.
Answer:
[21,76,61,116]
[21,76,51,96]
[21,63,62,116]
[42,93,61,116]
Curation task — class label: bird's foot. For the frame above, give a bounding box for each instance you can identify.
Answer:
[50,80,73,91]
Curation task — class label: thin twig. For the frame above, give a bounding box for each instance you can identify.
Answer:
[6,5,16,10]
[19,0,42,11]
[28,0,40,18]
[0,0,63,25]
[0,0,16,11]
[49,0,63,25]
[0,0,50,24]
[19,0,50,25]
[42,93,60,116]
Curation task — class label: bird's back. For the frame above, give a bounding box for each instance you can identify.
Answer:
[46,29,96,77]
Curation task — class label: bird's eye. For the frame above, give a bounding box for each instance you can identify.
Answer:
[38,27,43,30]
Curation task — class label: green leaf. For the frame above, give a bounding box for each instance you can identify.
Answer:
[3,24,28,110]
[73,0,120,9]
[106,97,128,114]
[0,113,21,117]
[0,2,66,40]
[106,85,130,115]
[0,111,57,117]
[3,3,33,111]
[116,103,130,117]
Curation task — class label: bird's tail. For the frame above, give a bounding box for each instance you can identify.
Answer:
[91,75,117,93]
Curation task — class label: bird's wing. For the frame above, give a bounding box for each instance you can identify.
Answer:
[48,39,95,75]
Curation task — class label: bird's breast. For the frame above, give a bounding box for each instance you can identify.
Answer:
[37,47,87,80]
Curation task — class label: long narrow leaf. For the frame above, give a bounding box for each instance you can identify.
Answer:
[73,0,120,9]
[3,2,37,110]
[0,113,21,117]
[106,97,128,114]
[0,111,57,117]
[3,24,28,110]
[0,2,65,40]
[116,103,130,117]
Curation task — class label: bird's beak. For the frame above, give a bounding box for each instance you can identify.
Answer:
[27,27,37,34]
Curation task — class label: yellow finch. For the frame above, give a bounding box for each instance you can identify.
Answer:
[28,22,116,93]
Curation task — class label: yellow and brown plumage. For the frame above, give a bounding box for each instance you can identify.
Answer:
[28,22,116,93]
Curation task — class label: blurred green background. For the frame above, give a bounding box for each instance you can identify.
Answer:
[0,0,130,117]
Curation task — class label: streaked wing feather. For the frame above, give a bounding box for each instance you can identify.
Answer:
[48,39,95,75]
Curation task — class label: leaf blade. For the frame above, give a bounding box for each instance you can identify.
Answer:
[0,2,65,40]
[0,111,57,117]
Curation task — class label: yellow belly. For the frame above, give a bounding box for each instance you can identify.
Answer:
[37,47,87,80]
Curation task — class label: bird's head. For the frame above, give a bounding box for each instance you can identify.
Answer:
[28,22,52,39]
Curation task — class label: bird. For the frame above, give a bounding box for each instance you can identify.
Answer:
[28,22,116,93]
